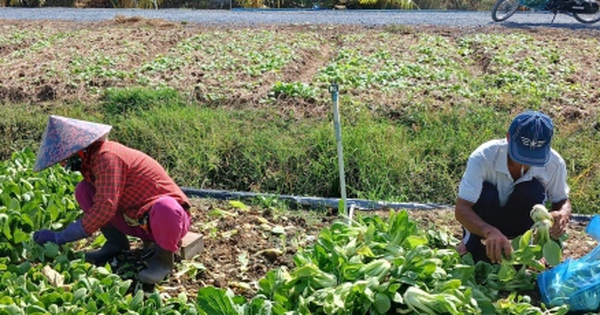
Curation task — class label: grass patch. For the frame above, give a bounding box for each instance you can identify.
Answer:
[9,86,597,213]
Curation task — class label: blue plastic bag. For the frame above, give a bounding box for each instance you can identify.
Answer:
[538,215,600,312]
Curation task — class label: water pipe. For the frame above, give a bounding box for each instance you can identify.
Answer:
[180,187,594,223]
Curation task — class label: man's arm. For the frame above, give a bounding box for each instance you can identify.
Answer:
[550,199,571,239]
[455,197,513,263]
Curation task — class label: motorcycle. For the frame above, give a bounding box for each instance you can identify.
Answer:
[491,0,600,23]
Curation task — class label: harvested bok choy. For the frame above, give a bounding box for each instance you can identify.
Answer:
[530,204,562,266]
[400,286,478,315]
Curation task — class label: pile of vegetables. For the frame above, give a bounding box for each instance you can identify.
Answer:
[0,148,572,314]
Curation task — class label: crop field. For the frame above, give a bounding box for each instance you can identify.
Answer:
[1,18,599,115]
[1,16,600,314]
[1,149,596,314]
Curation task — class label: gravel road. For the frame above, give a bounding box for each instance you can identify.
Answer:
[0,7,599,29]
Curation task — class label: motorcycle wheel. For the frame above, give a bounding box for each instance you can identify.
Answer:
[573,7,600,23]
[491,0,521,21]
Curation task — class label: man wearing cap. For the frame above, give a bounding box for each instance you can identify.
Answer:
[32,115,192,284]
[455,110,571,263]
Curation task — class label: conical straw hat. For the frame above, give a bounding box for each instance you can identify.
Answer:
[33,115,112,172]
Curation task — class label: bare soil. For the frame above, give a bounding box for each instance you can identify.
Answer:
[0,18,598,120]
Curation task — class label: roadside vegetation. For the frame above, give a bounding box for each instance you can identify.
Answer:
[1,0,496,11]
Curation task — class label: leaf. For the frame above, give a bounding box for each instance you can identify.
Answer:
[73,288,88,303]
[0,296,15,304]
[228,201,247,210]
[0,213,11,239]
[46,201,60,222]
[44,243,60,258]
[338,199,346,215]
[8,198,20,212]
[497,260,516,281]
[373,292,391,314]
[129,289,145,310]
[0,304,24,315]
[4,181,20,196]
[246,298,280,315]
[26,305,48,314]
[519,229,533,248]
[543,240,562,266]
[356,245,375,258]
[196,287,240,315]
[271,225,285,235]
[402,235,428,249]
[19,213,35,230]
[450,264,474,284]
[12,228,28,243]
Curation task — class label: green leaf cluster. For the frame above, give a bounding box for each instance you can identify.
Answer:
[0,148,81,263]
[195,211,570,314]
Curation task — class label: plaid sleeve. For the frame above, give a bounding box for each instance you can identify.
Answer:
[81,151,127,234]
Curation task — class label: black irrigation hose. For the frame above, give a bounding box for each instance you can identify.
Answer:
[181,187,448,210]
[181,187,595,223]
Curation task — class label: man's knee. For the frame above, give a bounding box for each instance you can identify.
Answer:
[472,182,501,223]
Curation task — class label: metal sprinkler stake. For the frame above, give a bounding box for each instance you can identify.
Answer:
[329,83,348,218]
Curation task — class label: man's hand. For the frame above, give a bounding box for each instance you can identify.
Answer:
[33,220,89,246]
[550,210,569,240]
[483,229,513,263]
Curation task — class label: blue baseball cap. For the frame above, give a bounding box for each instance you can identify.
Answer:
[508,111,553,167]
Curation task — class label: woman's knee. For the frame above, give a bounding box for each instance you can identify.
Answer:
[149,197,190,252]
[151,197,186,216]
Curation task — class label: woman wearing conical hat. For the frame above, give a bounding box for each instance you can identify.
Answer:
[32,115,191,284]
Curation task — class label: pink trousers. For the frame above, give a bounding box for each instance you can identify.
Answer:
[75,181,191,252]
